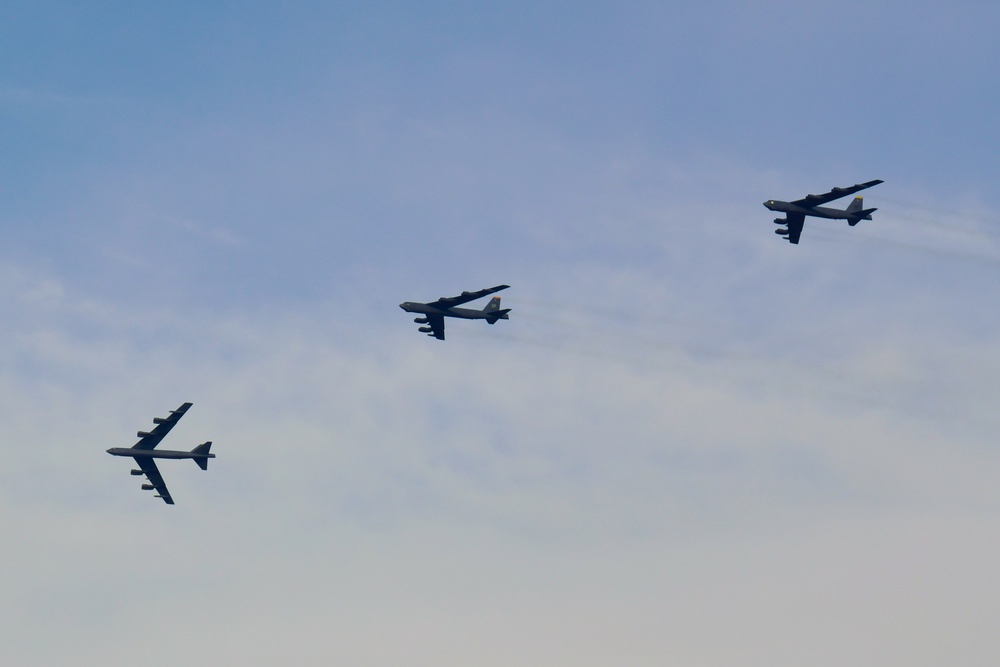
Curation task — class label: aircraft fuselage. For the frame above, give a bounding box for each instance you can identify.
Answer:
[398,303,495,320]
[106,447,215,461]
[763,200,855,220]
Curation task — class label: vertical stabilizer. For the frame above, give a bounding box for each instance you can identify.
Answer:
[846,196,877,225]
[482,296,502,313]
[482,296,510,324]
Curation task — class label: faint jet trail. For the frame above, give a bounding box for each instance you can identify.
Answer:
[810,225,1000,266]
[875,195,1000,238]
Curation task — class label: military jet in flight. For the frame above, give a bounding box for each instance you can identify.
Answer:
[400,284,511,340]
[106,402,214,505]
[765,179,883,244]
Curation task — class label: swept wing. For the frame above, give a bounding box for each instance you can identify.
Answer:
[425,314,446,340]
[430,285,509,309]
[792,179,883,208]
[783,212,805,244]
[134,456,174,505]
[133,402,192,450]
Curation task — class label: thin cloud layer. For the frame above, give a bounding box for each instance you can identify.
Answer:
[3,2,1000,665]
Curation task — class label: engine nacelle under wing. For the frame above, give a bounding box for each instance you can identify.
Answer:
[418,326,433,333]
[413,317,429,324]
[137,430,152,438]
[130,469,144,476]
[775,228,789,236]
[141,484,155,490]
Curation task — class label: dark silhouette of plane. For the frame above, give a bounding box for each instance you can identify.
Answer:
[106,402,214,505]
[400,284,510,340]
[765,179,883,244]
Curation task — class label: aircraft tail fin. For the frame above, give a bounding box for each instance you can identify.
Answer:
[482,296,503,313]
[482,297,510,323]
[846,197,877,225]
[191,441,213,470]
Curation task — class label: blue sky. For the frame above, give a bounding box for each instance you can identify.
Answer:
[3,2,1000,665]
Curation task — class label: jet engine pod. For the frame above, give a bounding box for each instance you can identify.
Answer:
[141,484,155,490]
[152,417,167,424]
[137,430,152,437]
[413,317,429,324]
[773,218,787,225]
[775,228,789,236]
[418,326,433,333]
[130,469,144,476]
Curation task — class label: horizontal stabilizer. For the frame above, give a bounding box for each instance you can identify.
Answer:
[486,308,511,324]
[848,208,878,226]
[191,441,213,470]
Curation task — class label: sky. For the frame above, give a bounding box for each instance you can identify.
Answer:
[2,1,1000,665]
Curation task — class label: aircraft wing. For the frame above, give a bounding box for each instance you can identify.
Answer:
[133,402,192,450]
[429,284,509,309]
[133,456,174,505]
[793,179,883,208]
[784,212,805,244]
[426,314,446,340]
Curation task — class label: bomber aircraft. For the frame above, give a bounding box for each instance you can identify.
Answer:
[765,179,883,244]
[400,284,510,340]
[106,402,214,505]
